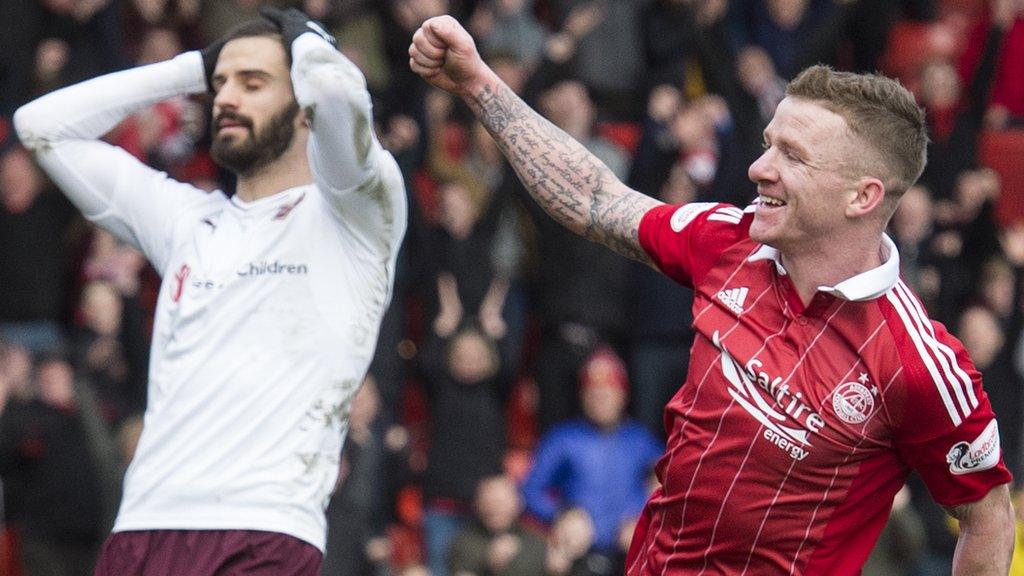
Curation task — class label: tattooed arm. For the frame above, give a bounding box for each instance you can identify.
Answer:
[409,15,661,265]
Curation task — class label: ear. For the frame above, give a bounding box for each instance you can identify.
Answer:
[845,177,886,219]
[297,106,313,131]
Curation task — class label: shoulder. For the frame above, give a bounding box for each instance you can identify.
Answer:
[876,281,980,430]
[641,202,751,237]
[638,202,756,283]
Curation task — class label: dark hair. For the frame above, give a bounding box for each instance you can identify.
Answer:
[787,65,929,199]
[220,19,290,66]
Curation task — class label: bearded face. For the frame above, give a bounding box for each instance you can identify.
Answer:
[209,35,304,178]
[211,100,299,177]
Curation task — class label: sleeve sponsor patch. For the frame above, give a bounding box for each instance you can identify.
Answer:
[946,419,1001,475]
[670,203,718,232]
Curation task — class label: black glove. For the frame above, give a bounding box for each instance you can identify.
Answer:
[260,7,336,49]
[200,36,227,93]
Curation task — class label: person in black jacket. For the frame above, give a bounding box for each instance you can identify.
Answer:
[418,322,514,576]
[917,7,1011,200]
[0,353,119,576]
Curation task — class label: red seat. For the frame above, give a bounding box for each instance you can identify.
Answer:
[1,527,23,576]
[979,129,1024,225]
[596,121,643,157]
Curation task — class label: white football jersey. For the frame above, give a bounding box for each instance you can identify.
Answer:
[15,34,407,551]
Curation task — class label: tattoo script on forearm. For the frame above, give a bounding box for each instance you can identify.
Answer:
[469,82,659,264]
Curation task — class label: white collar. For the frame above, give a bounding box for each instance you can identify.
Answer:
[747,234,900,302]
[229,184,310,211]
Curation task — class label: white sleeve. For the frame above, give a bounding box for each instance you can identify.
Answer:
[290,33,407,275]
[290,34,388,206]
[13,52,215,272]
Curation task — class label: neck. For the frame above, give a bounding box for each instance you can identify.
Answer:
[234,136,312,202]
[779,230,885,305]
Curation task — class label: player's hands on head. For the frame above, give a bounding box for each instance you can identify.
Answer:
[409,15,486,96]
[260,6,336,49]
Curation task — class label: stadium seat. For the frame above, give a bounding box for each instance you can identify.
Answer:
[1,527,22,576]
[979,129,1024,225]
[596,121,643,156]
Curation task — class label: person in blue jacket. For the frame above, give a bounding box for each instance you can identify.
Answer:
[522,345,663,552]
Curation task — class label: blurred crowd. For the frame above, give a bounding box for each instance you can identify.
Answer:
[2,0,1024,575]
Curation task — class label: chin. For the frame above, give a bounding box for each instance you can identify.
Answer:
[748,220,773,245]
[214,133,245,148]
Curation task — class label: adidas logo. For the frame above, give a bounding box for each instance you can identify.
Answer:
[717,287,749,314]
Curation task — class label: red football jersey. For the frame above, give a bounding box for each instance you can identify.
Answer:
[626,203,1012,575]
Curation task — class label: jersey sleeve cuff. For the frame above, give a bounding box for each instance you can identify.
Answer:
[174,51,211,95]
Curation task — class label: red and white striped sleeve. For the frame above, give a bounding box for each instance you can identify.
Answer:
[638,202,752,288]
[881,280,1013,505]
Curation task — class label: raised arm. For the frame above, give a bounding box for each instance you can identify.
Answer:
[946,483,1014,575]
[264,8,406,263]
[409,15,661,265]
[265,8,400,203]
[13,52,213,270]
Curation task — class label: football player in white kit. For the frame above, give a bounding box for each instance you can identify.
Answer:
[14,8,407,575]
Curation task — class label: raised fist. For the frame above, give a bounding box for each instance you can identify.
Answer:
[408,16,487,96]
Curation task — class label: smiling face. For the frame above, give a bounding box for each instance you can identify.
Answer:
[747,97,867,251]
[210,36,303,177]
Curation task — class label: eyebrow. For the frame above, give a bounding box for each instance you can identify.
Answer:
[212,69,274,85]
[763,130,811,159]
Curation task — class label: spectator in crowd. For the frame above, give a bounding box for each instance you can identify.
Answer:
[31,38,72,102]
[448,474,547,576]
[0,0,125,115]
[427,180,513,344]
[544,0,650,119]
[545,508,596,576]
[861,485,927,576]
[641,0,728,90]
[522,346,663,552]
[0,339,35,414]
[635,4,766,208]
[424,90,527,360]
[546,507,629,576]
[376,0,450,119]
[0,353,120,576]
[959,0,1024,127]
[926,168,1006,327]
[419,321,514,576]
[323,375,410,576]
[70,277,150,425]
[728,0,836,80]
[468,0,549,67]
[917,1,1014,200]
[0,145,77,353]
[889,184,940,306]
[121,0,204,61]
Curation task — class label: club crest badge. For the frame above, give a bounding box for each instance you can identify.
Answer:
[832,381,876,424]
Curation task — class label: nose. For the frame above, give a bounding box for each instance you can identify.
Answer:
[212,81,240,114]
[748,148,778,185]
